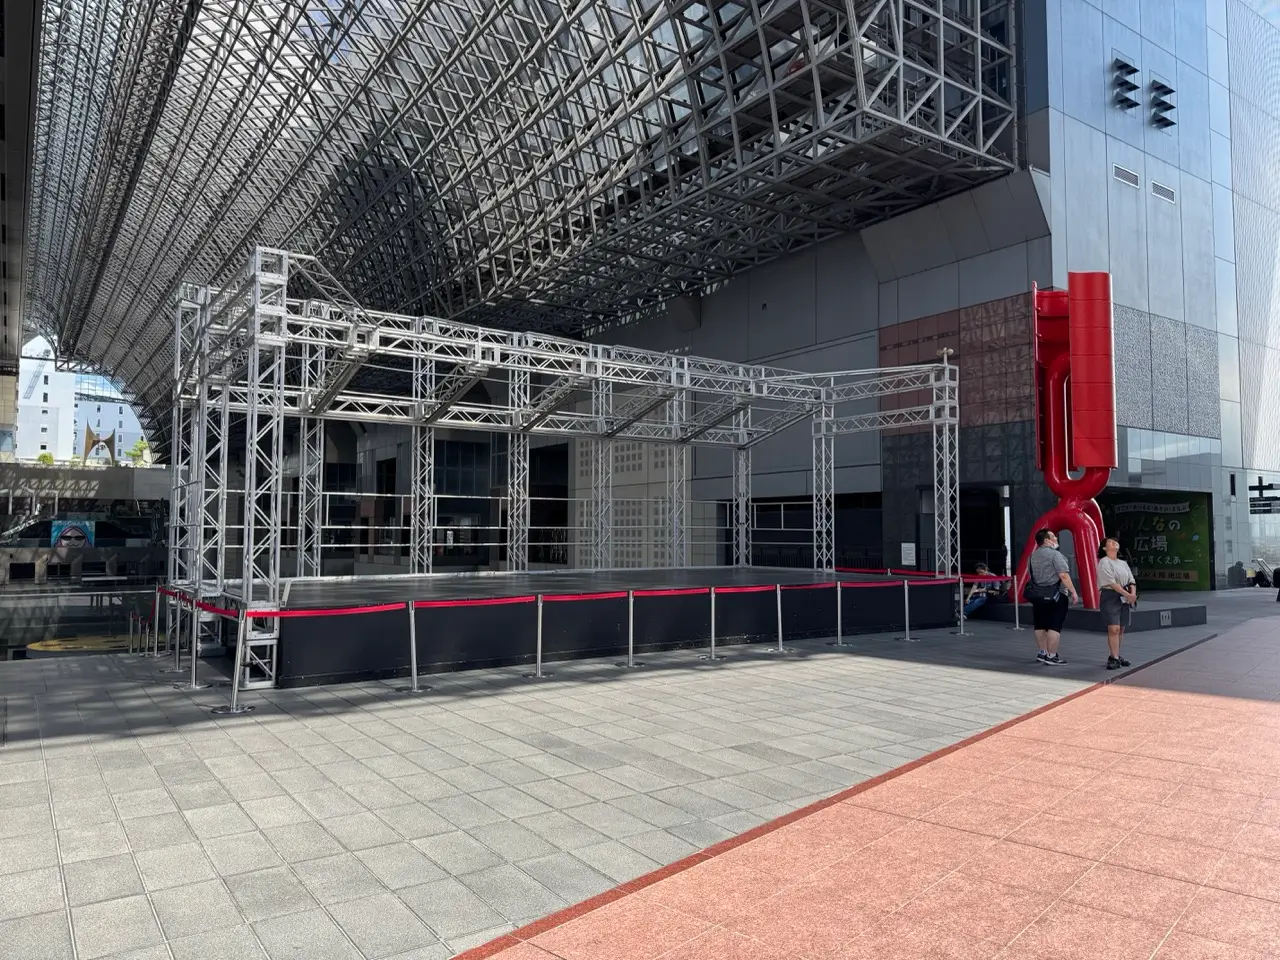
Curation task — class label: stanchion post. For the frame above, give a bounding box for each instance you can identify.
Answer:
[617,589,643,669]
[699,587,724,661]
[765,583,792,654]
[161,595,186,673]
[827,582,850,647]
[896,579,917,642]
[397,602,430,694]
[128,614,135,654]
[1012,573,1024,631]
[175,601,211,692]
[954,575,967,637]
[523,595,553,680]
[211,610,255,715]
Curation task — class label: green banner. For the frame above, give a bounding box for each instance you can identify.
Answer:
[1098,491,1212,590]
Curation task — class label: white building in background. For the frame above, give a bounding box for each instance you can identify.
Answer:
[18,336,147,462]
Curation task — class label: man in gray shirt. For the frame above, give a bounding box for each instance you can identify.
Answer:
[1027,528,1079,664]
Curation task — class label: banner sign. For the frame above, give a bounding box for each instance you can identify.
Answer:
[1099,491,1211,590]
[51,521,96,548]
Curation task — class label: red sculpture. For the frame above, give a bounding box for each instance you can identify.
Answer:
[1013,273,1117,610]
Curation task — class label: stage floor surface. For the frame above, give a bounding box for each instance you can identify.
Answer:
[283,566,886,610]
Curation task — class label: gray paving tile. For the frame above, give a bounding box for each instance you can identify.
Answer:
[356,842,446,889]
[168,923,268,960]
[322,811,401,851]
[426,794,506,830]
[123,812,197,851]
[0,831,59,875]
[517,851,615,904]
[294,787,365,820]
[0,803,54,840]
[400,877,507,941]
[0,909,74,960]
[458,863,565,923]
[262,822,345,863]
[64,853,144,907]
[565,800,652,839]
[375,802,455,841]
[516,778,595,810]
[515,811,610,851]
[97,944,170,960]
[293,852,385,904]
[241,794,311,830]
[253,908,362,960]
[620,828,701,865]
[328,892,439,959]
[220,773,285,803]
[381,944,453,960]
[184,802,256,840]
[114,788,178,821]
[471,786,553,820]
[0,865,63,921]
[570,838,661,884]
[343,778,413,810]
[413,830,504,874]
[58,822,130,863]
[226,866,318,922]
[666,818,737,848]
[445,923,518,954]
[607,793,696,829]
[647,785,737,819]
[468,819,559,862]
[71,894,163,960]
[167,781,234,811]
[559,771,633,800]
[134,842,217,891]
[202,831,284,876]
[151,878,242,939]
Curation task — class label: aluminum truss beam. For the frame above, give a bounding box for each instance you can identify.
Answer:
[410,319,436,575]
[812,394,836,572]
[589,379,613,569]
[507,350,530,572]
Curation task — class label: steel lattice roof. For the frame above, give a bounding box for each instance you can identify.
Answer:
[24,0,1016,429]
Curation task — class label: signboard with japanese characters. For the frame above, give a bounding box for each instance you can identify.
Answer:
[1099,491,1212,591]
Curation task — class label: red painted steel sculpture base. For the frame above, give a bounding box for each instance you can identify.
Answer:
[1013,274,1118,611]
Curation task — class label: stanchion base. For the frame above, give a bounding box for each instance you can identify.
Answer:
[173,681,211,692]
[762,646,797,655]
[825,640,854,647]
[615,661,645,669]
[698,653,727,662]
[521,672,555,680]
[395,685,432,694]
[158,666,186,674]
[210,704,255,716]
[894,636,920,643]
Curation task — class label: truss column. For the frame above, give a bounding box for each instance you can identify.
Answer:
[507,357,530,572]
[590,378,613,569]
[410,328,435,575]
[297,417,324,578]
[932,360,961,580]
[667,383,689,568]
[812,394,835,571]
[167,292,200,650]
[238,249,288,689]
[733,446,751,567]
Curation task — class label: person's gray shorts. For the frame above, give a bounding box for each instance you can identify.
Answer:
[1100,590,1131,627]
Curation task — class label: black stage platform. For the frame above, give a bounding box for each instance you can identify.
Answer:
[263,568,959,687]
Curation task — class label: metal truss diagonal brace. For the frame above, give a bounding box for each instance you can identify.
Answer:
[298,417,324,578]
[733,446,751,567]
[410,334,436,575]
[932,361,961,583]
[590,379,613,569]
[507,361,530,572]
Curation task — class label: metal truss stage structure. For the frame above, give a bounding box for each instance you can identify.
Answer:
[167,247,959,691]
[191,567,960,688]
[26,0,1017,434]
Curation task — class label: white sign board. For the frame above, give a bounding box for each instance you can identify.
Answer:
[901,542,916,567]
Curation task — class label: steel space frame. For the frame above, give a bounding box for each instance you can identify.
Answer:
[168,247,960,689]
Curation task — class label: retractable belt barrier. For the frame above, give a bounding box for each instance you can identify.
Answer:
[153,572,964,713]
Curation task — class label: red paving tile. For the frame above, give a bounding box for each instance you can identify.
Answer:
[460,623,1280,960]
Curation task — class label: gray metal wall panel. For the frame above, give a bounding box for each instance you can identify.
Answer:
[1145,154,1185,323]
[1114,305,1154,429]
[1212,183,1236,264]
[1220,333,1241,401]
[814,234,880,343]
[747,252,816,359]
[1106,136,1150,310]
[1105,0,1141,34]
[1063,118,1111,275]
[1176,62,1212,180]
[1216,257,1238,336]
[1151,315,1190,433]
[878,281,898,327]
[1143,40,1182,165]
[1186,324,1223,436]
[1104,13,1146,150]
[1179,172,1216,328]
[1063,0,1109,131]
[1233,196,1280,349]
[958,244,1031,307]
[1141,0,1177,52]
[896,263,959,322]
[1175,0,1210,70]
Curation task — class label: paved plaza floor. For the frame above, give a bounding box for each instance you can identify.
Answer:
[0,590,1269,959]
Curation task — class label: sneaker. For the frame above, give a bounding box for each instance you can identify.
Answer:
[1044,654,1067,666]
[1036,651,1050,663]
[1107,657,1122,670]
[1115,655,1131,667]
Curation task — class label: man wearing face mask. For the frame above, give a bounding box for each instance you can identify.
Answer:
[1025,528,1078,665]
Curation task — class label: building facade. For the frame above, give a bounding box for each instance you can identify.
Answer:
[17,337,148,463]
